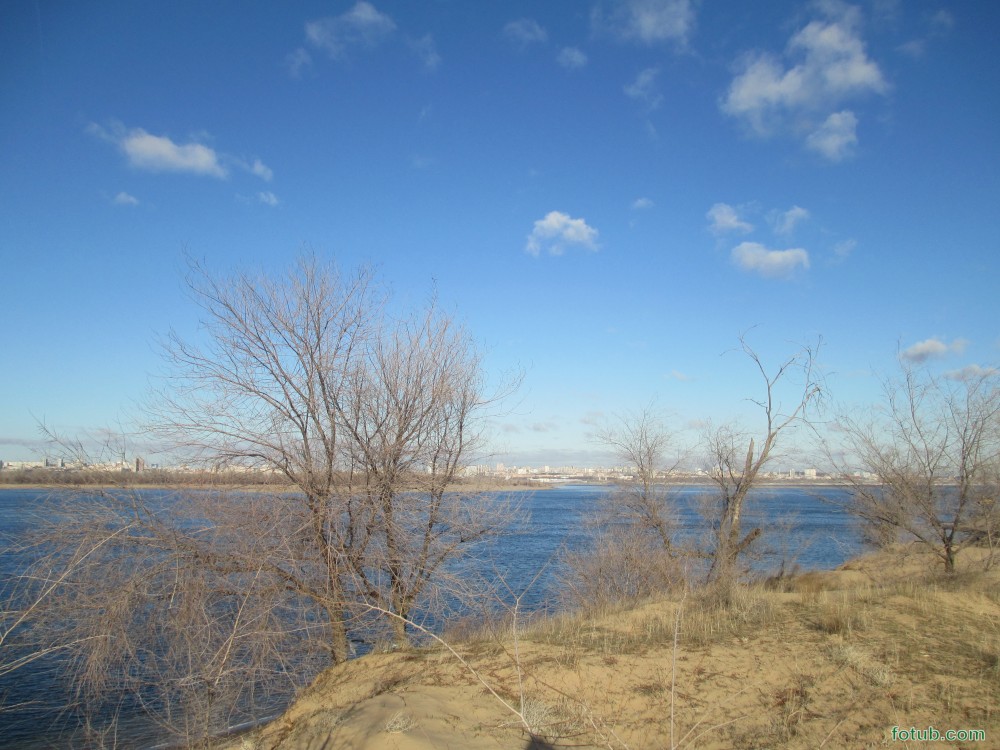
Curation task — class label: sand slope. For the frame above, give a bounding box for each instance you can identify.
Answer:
[225,548,1000,749]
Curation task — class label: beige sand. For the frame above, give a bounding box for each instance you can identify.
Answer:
[223,547,1000,749]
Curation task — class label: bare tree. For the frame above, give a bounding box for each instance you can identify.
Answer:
[335,303,515,644]
[148,256,382,665]
[145,256,515,657]
[703,336,822,583]
[830,364,1000,573]
[11,256,516,746]
[560,408,688,607]
[592,406,681,551]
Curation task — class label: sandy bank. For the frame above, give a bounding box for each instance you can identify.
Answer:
[219,546,1000,749]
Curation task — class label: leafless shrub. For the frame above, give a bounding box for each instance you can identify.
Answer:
[564,407,693,608]
[828,363,1000,573]
[560,525,685,610]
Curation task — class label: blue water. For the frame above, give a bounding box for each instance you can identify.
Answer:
[0,484,862,748]
[477,484,862,613]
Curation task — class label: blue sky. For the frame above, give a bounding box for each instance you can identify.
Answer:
[1,0,998,467]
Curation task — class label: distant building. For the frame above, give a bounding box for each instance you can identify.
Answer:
[0,460,45,471]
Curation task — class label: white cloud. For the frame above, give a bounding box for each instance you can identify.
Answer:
[668,369,693,381]
[900,337,968,363]
[115,128,226,178]
[945,364,998,382]
[127,131,223,176]
[833,238,857,261]
[721,4,886,153]
[90,122,272,182]
[409,34,441,70]
[900,338,947,363]
[773,205,810,235]
[731,242,809,279]
[624,67,662,109]
[557,46,588,69]
[251,158,273,182]
[706,203,753,234]
[525,211,600,256]
[305,2,396,59]
[286,47,312,77]
[594,0,695,46]
[503,18,547,48]
[113,191,139,206]
[632,197,654,210]
[257,191,279,207]
[806,110,858,161]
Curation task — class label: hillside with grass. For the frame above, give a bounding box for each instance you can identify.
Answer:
[220,546,999,749]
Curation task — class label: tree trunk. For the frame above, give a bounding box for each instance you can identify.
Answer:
[327,603,351,664]
[391,607,408,647]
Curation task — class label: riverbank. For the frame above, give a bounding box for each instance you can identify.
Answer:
[0,478,547,493]
[219,545,999,749]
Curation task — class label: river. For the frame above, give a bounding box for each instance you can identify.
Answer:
[0,484,863,748]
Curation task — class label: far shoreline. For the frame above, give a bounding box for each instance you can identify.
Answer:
[0,478,860,493]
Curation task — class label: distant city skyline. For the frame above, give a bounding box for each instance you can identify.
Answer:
[2,1,998,464]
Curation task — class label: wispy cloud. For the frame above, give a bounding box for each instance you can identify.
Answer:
[773,205,810,235]
[668,369,694,381]
[525,211,600,256]
[113,191,139,206]
[409,34,441,70]
[833,238,857,262]
[632,197,654,210]
[409,154,434,169]
[503,18,547,49]
[257,191,279,207]
[250,158,273,181]
[0,436,51,452]
[806,110,859,161]
[896,8,954,60]
[900,337,968,363]
[731,241,809,279]
[896,39,925,59]
[305,2,396,59]
[296,5,439,73]
[593,0,696,47]
[285,47,312,77]
[945,364,997,382]
[930,9,955,30]
[624,67,662,109]
[707,202,753,234]
[557,46,588,69]
[721,3,886,159]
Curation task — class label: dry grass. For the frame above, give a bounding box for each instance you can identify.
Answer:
[219,546,1000,750]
